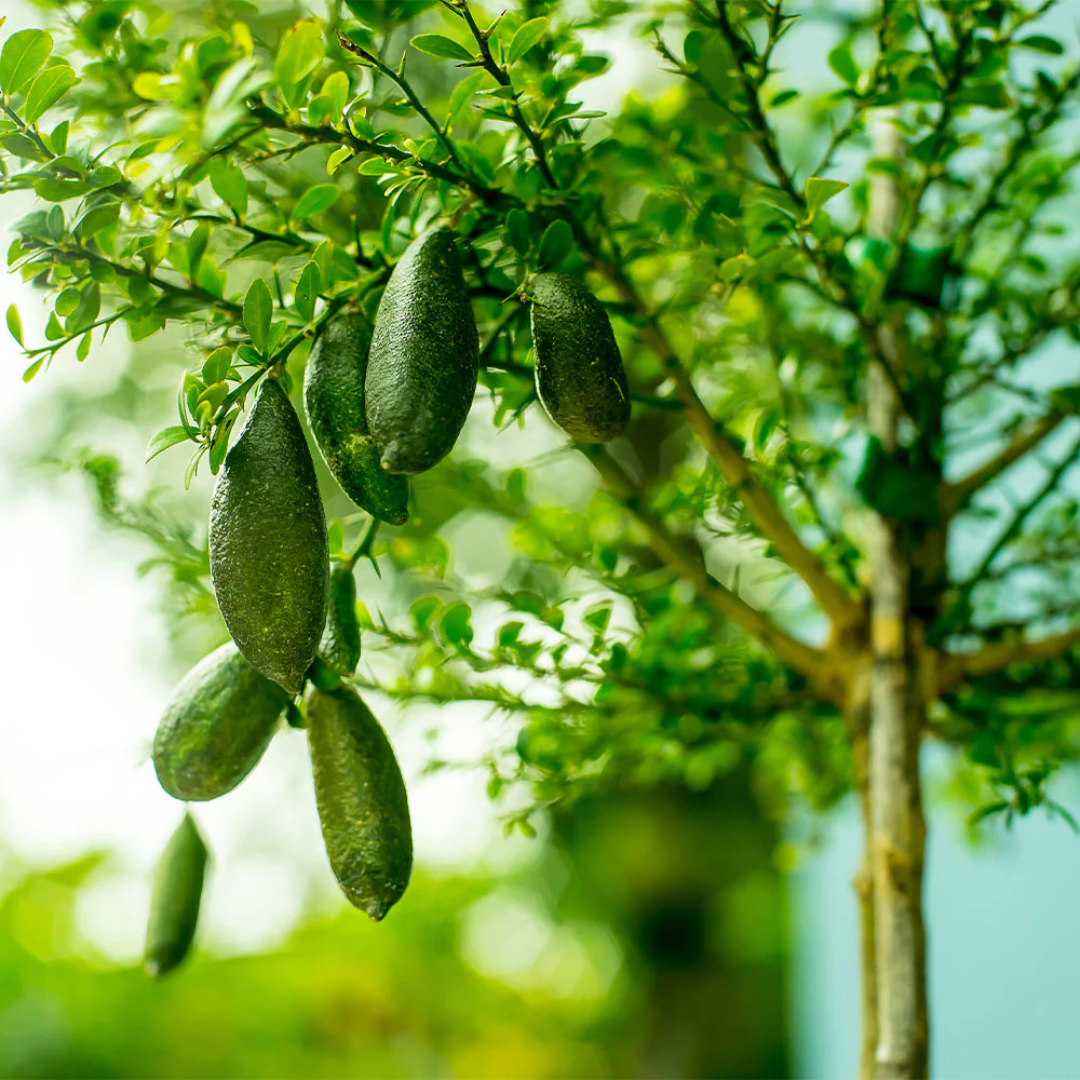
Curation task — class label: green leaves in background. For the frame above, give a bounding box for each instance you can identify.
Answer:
[0,28,52,95]
[505,208,530,255]
[827,43,858,85]
[291,183,339,224]
[447,70,486,127]
[274,19,324,109]
[209,157,247,219]
[804,177,848,221]
[507,17,549,64]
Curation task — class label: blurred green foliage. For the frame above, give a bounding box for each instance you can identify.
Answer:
[0,778,787,1078]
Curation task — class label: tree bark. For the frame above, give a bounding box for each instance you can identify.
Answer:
[865,118,930,1079]
[851,716,878,1080]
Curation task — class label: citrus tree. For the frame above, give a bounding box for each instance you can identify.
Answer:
[4,0,1080,1075]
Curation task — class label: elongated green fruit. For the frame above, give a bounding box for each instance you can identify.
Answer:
[318,565,361,677]
[304,313,409,525]
[209,378,329,695]
[153,642,291,801]
[365,228,479,473]
[145,814,208,978]
[529,272,630,443]
[307,685,412,920]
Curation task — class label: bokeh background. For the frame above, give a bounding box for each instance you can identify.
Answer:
[3,1,1080,1077]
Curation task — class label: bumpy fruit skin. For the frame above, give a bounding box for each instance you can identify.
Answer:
[209,378,329,695]
[318,565,361,677]
[529,272,631,443]
[153,642,290,801]
[365,228,479,474]
[304,313,409,525]
[307,686,412,920]
[145,813,208,978]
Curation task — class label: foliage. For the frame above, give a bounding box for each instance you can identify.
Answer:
[4,0,1080,846]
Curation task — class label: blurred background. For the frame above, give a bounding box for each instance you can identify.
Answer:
[3,1,1080,1078]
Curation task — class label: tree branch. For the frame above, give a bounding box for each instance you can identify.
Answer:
[591,256,861,627]
[943,408,1069,515]
[580,445,834,688]
[940,625,1080,690]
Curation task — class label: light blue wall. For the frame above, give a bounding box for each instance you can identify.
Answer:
[793,772,1080,1078]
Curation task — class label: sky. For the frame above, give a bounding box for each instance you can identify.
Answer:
[4,2,1080,1078]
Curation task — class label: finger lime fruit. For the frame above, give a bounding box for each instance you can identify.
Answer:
[529,272,630,443]
[145,813,208,978]
[318,564,361,677]
[153,642,291,802]
[209,377,329,695]
[307,685,412,920]
[304,313,409,525]
[365,228,479,474]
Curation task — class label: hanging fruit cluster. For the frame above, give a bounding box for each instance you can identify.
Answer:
[146,225,629,975]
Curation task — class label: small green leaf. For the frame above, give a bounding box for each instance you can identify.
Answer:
[410,33,473,61]
[0,28,53,96]
[6,304,22,346]
[22,357,45,383]
[132,71,181,102]
[209,409,239,473]
[683,30,705,66]
[291,183,339,222]
[33,176,89,202]
[187,223,211,282]
[294,262,320,322]
[183,446,206,489]
[322,70,349,117]
[358,158,398,176]
[348,109,376,140]
[23,63,78,123]
[537,219,573,268]
[508,17,549,64]
[804,176,848,219]
[1017,34,1063,55]
[74,203,119,242]
[770,88,800,108]
[583,603,612,633]
[243,278,273,353]
[209,156,248,218]
[326,145,352,176]
[145,425,191,463]
[440,602,474,646]
[505,209,531,255]
[66,280,100,335]
[447,70,486,127]
[76,331,91,362]
[410,596,442,631]
[0,133,50,161]
[827,44,858,86]
[55,287,80,317]
[202,346,232,385]
[46,119,68,155]
[274,19,325,109]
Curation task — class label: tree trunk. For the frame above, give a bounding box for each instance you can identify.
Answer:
[864,118,930,1079]
[850,719,878,1080]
